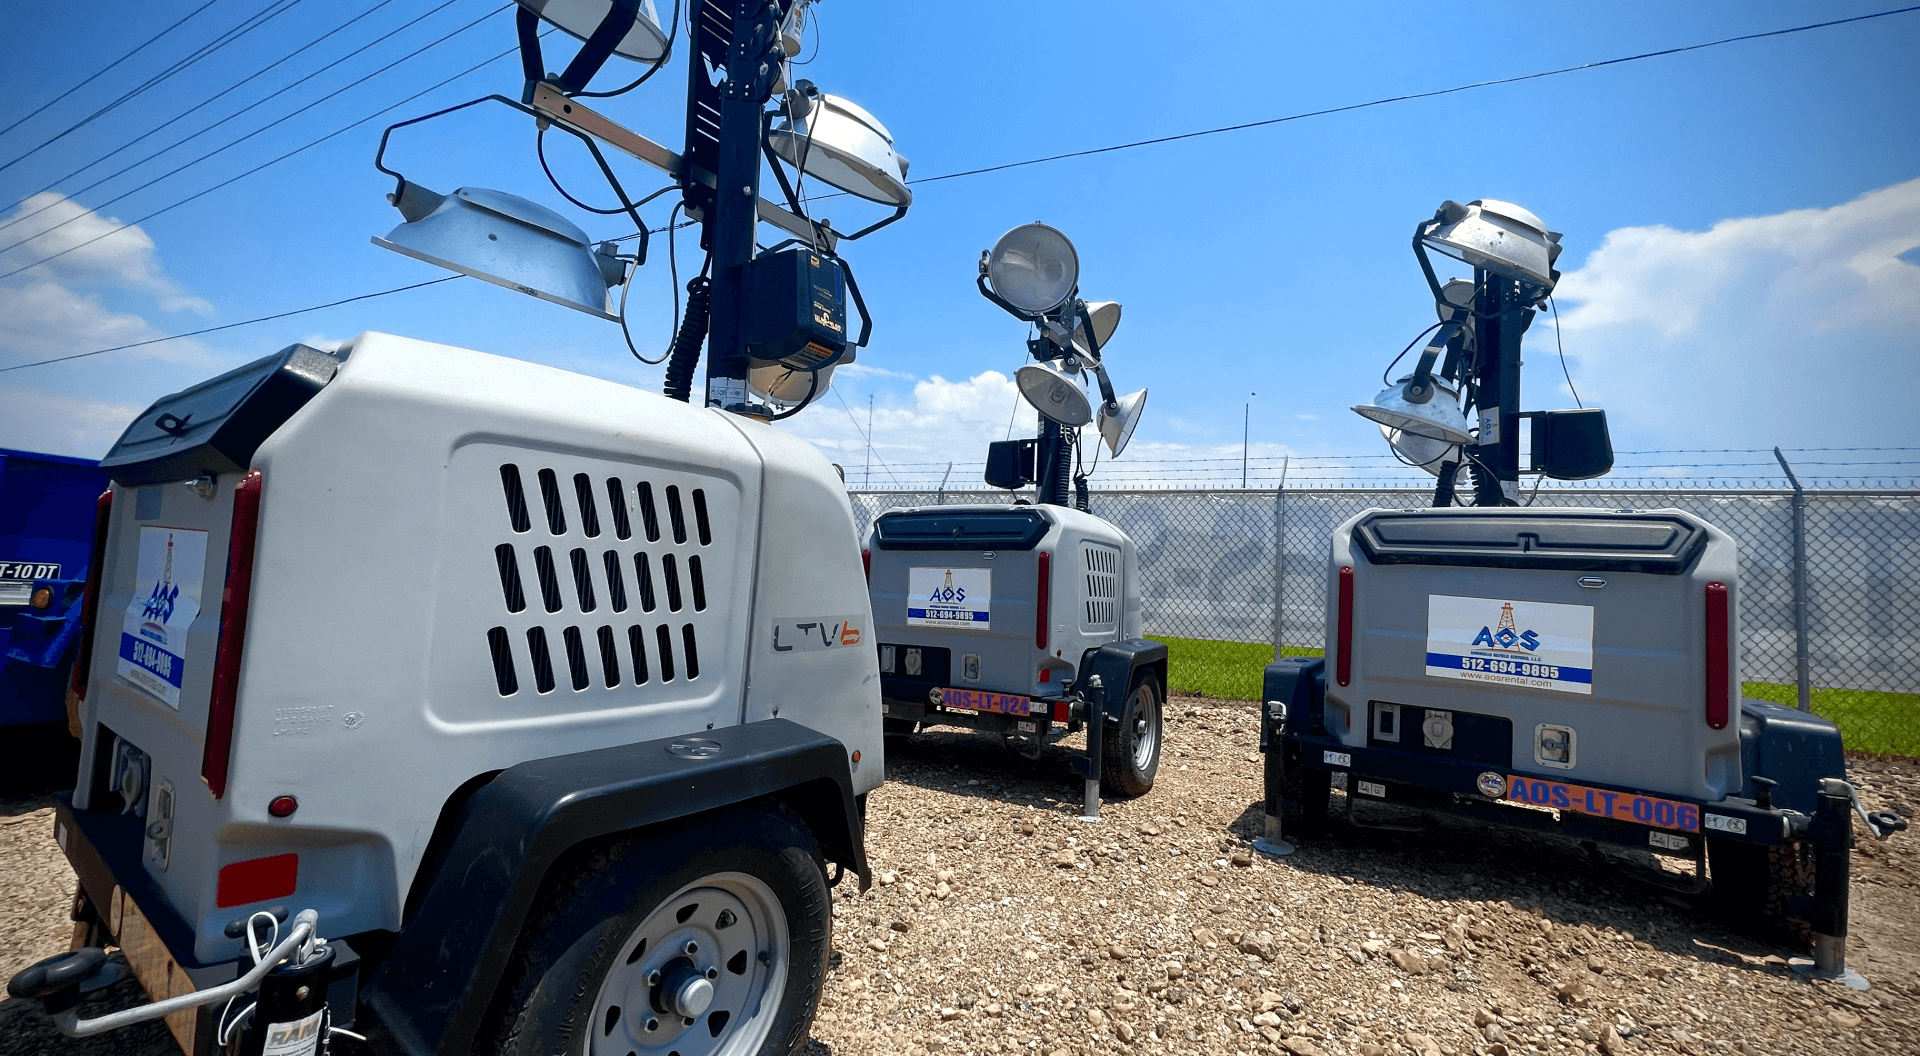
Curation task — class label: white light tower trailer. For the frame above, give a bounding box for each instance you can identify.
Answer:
[864,224,1166,807]
[7,0,917,1052]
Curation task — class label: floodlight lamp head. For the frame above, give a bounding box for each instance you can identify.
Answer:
[1419,198,1560,292]
[373,184,621,321]
[1070,300,1122,359]
[1097,387,1147,457]
[1015,359,1094,426]
[769,85,912,207]
[515,0,669,63]
[750,360,836,408]
[1352,375,1473,447]
[983,223,1079,316]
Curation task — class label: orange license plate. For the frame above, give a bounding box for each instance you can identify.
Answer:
[1505,777,1700,832]
[937,688,1030,715]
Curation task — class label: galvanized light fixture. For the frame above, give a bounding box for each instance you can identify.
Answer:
[767,85,911,208]
[1417,198,1562,290]
[373,184,625,320]
[983,222,1079,315]
[1014,360,1093,427]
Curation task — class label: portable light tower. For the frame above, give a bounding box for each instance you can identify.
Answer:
[1356,198,1612,505]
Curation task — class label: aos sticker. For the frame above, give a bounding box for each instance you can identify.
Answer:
[118,527,207,708]
[906,567,991,628]
[1425,594,1594,695]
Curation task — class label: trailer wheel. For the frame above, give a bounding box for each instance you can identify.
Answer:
[482,803,830,1056]
[1100,671,1162,797]
[883,718,917,736]
[1707,837,1813,946]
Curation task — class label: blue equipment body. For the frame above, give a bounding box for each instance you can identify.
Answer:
[0,447,109,726]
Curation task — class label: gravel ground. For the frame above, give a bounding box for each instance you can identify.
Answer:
[3,701,1916,1056]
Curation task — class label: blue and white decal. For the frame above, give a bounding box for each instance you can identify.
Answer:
[907,567,991,629]
[118,526,206,708]
[1426,594,1593,695]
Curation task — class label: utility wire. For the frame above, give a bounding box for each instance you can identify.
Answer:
[830,387,902,486]
[0,0,408,237]
[856,5,1920,194]
[0,0,227,142]
[0,276,463,373]
[0,0,312,177]
[0,3,507,265]
[0,10,525,284]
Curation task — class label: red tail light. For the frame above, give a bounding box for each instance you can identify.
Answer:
[1035,551,1051,652]
[1704,581,1730,730]
[862,548,871,583]
[203,470,264,799]
[69,489,114,701]
[1335,565,1354,687]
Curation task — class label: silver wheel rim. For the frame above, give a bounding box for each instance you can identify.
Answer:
[1131,684,1159,772]
[590,872,789,1056]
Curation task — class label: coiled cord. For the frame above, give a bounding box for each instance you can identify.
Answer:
[661,275,711,403]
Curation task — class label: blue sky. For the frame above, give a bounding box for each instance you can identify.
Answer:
[2,1,1917,487]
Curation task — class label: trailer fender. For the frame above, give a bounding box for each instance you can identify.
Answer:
[1078,638,1167,722]
[1737,698,1845,815]
[360,718,866,1056]
[1261,656,1326,749]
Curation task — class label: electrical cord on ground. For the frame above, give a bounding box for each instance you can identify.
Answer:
[0,0,225,141]
[0,0,312,177]
[568,0,681,98]
[0,2,507,263]
[0,0,430,239]
[661,273,713,402]
[0,18,534,284]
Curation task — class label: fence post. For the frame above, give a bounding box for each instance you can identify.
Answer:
[1271,457,1289,661]
[1773,448,1813,714]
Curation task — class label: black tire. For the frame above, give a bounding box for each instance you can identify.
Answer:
[482,802,831,1056]
[1707,836,1813,947]
[1099,670,1162,797]
[882,717,917,736]
[1280,745,1332,838]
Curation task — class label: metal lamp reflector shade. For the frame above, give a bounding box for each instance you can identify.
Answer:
[986,223,1079,314]
[1097,387,1148,457]
[515,0,668,62]
[768,93,911,207]
[1071,300,1122,358]
[749,361,835,407]
[1379,423,1457,476]
[1015,360,1093,427]
[373,186,619,321]
[1352,377,1473,447]
[1421,199,1560,289]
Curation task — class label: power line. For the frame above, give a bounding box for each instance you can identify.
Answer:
[0,276,463,373]
[0,0,227,142]
[0,0,313,177]
[0,3,506,266]
[0,0,408,236]
[888,5,1920,192]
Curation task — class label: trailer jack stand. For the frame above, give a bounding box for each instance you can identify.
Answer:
[1790,779,1872,990]
[1252,700,1293,858]
[1075,676,1104,822]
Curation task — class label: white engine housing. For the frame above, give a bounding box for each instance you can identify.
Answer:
[76,332,881,962]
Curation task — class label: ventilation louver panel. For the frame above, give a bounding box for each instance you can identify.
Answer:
[1082,543,1120,630]
[484,461,731,699]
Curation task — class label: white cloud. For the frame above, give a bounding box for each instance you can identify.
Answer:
[1552,178,1920,448]
[0,193,210,312]
[0,385,144,458]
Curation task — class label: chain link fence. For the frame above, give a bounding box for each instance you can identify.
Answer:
[849,487,1920,757]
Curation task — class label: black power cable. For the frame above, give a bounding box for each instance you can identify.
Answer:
[660,275,713,403]
[0,0,226,141]
[567,0,681,99]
